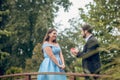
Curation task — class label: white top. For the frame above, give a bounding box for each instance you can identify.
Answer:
[85,34,92,42]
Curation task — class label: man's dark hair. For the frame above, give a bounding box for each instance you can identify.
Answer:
[81,24,93,33]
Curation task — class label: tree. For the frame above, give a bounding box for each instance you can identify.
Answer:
[0,0,72,75]
[0,0,12,75]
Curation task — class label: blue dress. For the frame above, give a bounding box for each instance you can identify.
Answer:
[37,43,67,80]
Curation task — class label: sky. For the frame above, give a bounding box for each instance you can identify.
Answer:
[54,0,93,32]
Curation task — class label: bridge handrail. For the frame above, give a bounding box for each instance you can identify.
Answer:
[0,72,111,78]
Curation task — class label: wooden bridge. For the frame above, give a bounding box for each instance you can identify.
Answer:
[0,72,111,80]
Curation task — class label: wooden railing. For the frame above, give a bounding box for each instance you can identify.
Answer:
[0,72,111,80]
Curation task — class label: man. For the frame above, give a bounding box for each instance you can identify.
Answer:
[71,24,101,80]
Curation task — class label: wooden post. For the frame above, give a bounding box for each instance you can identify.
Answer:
[69,76,76,80]
[25,75,31,80]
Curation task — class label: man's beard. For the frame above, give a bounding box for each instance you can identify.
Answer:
[82,34,86,38]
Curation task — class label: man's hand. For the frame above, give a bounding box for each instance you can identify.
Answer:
[70,48,79,56]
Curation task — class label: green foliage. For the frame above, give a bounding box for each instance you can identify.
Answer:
[5,67,23,80]
[25,43,43,72]
[0,51,9,60]
[100,56,120,80]
[0,10,9,22]
[0,30,12,36]
[57,22,84,72]
[6,67,23,74]
[0,51,10,75]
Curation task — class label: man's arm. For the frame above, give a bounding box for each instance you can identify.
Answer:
[76,38,99,58]
[76,50,85,58]
[86,38,99,52]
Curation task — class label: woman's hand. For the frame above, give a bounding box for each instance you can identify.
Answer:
[61,64,65,70]
[58,64,65,70]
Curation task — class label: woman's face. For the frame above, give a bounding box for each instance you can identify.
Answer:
[49,31,57,41]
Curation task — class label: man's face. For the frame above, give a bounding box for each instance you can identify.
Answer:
[81,29,86,38]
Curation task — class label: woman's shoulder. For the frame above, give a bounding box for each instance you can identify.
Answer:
[55,43,59,46]
[43,41,48,44]
[42,42,52,48]
[42,42,60,47]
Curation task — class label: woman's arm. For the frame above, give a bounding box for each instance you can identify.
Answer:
[44,46,61,67]
[60,51,65,69]
[57,43,65,69]
[60,51,65,65]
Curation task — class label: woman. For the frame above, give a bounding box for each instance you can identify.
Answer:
[37,29,66,80]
